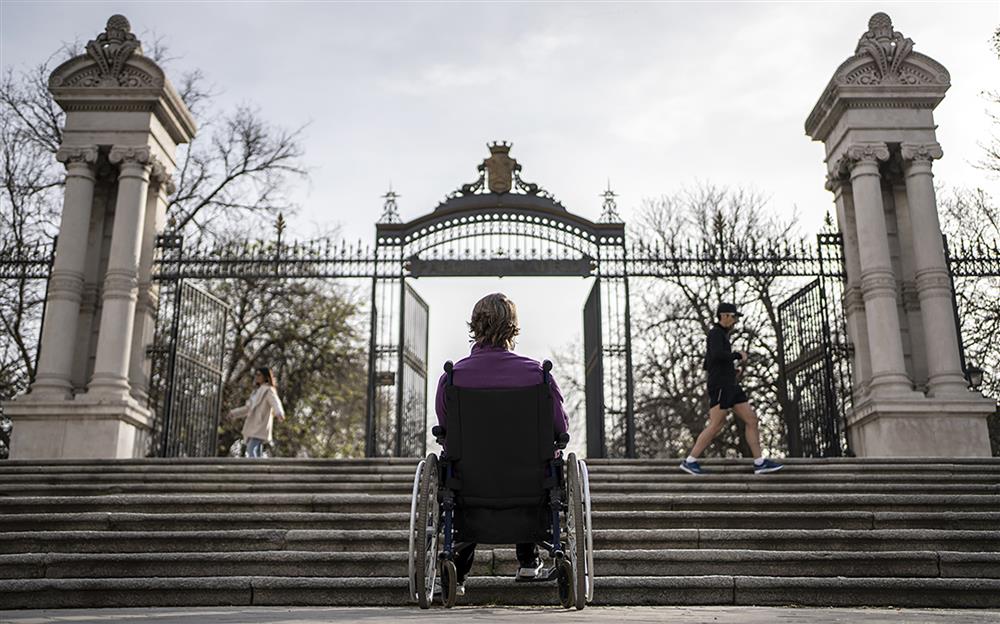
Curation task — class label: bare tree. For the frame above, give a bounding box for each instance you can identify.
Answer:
[1,49,307,399]
[629,185,804,459]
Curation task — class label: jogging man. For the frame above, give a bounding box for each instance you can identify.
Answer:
[679,302,784,475]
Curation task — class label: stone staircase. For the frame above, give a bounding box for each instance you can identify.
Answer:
[1,457,999,609]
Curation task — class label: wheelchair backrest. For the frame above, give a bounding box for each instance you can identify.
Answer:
[443,382,556,506]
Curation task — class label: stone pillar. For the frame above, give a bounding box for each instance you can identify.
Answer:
[88,146,152,398]
[901,142,968,397]
[806,12,995,457]
[30,146,99,399]
[843,143,914,397]
[829,174,872,398]
[2,14,196,459]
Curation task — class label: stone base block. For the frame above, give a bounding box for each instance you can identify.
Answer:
[847,394,996,457]
[1,396,154,459]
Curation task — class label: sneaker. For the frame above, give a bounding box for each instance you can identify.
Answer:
[754,458,784,474]
[679,460,706,475]
[516,560,544,580]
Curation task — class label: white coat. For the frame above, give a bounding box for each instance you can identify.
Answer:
[229,384,285,443]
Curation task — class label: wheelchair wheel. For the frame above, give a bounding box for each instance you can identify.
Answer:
[566,453,588,610]
[579,457,596,603]
[439,558,458,608]
[556,556,575,609]
[412,453,440,609]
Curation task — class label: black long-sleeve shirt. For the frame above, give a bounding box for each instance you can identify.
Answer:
[703,323,742,388]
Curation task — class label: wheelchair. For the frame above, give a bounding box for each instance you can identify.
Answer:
[408,360,595,610]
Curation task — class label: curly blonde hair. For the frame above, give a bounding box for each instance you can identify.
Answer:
[468,293,519,349]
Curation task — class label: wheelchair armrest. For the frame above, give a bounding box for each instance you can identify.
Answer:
[555,432,570,450]
[432,425,447,446]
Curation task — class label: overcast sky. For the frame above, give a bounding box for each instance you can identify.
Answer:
[3,1,998,451]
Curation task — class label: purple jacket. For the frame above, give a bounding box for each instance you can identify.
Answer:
[434,343,569,434]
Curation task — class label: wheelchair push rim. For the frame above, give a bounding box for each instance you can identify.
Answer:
[580,457,596,602]
[407,459,425,602]
[412,453,440,609]
[566,453,589,610]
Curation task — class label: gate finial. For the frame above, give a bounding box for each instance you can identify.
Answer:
[599,180,622,223]
[379,184,402,223]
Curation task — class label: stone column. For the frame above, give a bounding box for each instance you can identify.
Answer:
[844,142,913,396]
[828,174,872,397]
[901,142,968,397]
[31,146,99,399]
[88,146,152,398]
[128,163,173,403]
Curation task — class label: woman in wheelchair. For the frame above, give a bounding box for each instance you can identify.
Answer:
[408,293,594,609]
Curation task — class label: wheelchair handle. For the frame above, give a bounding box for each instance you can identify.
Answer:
[444,361,454,386]
[432,425,447,446]
[555,432,570,450]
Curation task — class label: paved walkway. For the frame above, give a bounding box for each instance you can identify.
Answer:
[2,607,999,624]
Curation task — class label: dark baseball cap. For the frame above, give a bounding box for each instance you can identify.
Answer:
[716,302,741,317]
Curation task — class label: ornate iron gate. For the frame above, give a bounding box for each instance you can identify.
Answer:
[777,277,848,457]
[583,279,604,458]
[398,282,429,457]
[150,279,229,457]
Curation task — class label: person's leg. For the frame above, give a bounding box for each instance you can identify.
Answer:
[688,406,729,459]
[731,402,763,459]
[453,542,476,583]
[515,542,540,566]
[732,400,783,473]
[515,542,542,578]
[246,438,262,458]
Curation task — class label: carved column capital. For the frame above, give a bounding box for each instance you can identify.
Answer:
[149,159,177,196]
[825,171,848,192]
[834,143,890,181]
[55,145,99,166]
[109,145,153,167]
[845,142,890,165]
[900,142,943,164]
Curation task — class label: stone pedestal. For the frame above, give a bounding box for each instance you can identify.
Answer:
[848,396,993,457]
[805,12,995,457]
[2,14,195,459]
[4,399,153,459]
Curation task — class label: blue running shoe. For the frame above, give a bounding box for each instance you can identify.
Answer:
[679,460,706,475]
[754,458,784,474]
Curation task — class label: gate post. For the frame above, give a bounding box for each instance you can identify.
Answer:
[805,12,994,456]
[3,15,196,459]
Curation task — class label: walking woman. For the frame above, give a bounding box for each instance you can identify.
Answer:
[228,366,286,458]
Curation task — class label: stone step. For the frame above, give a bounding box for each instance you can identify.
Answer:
[0,512,413,532]
[2,458,998,474]
[595,493,1000,512]
[3,510,998,533]
[593,511,1000,531]
[2,575,998,609]
[5,481,997,496]
[2,528,996,555]
[3,549,997,580]
[3,492,998,514]
[0,465,1000,485]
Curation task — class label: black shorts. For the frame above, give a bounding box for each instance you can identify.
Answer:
[708,384,748,409]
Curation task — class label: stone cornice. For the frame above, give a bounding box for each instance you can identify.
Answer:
[48,16,196,144]
[805,13,950,142]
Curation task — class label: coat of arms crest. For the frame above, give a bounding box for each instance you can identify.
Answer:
[484,142,518,194]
